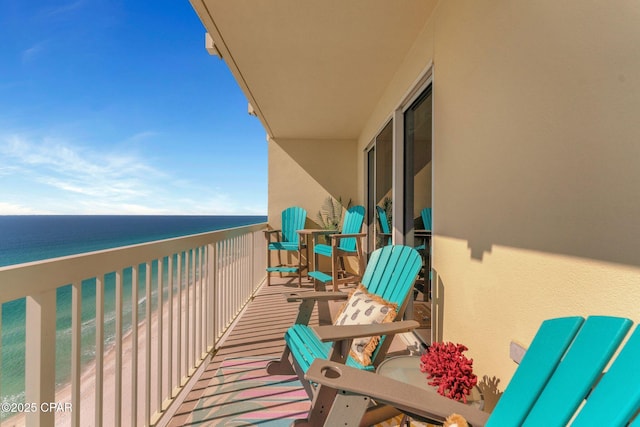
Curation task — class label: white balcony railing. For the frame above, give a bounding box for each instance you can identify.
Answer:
[0,222,267,427]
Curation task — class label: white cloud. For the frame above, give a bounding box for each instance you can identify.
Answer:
[0,135,164,213]
[0,166,19,176]
[0,133,265,215]
[22,42,48,62]
[0,202,43,215]
[40,0,87,19]
[127,131,159,142]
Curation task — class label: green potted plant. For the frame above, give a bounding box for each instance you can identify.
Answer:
[316,196,352,243]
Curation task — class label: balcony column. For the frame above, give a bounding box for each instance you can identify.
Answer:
[25,289,56,427]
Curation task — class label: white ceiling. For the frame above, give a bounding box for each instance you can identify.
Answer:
[191,0,438,140]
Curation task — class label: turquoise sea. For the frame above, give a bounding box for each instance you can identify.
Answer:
[0,215,266,410]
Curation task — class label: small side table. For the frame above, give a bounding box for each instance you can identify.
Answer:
[296,229,315,280]
[377,355,483,424]
[297,228,337,290]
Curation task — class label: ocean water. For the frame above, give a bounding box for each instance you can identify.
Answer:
[0,215,266,409]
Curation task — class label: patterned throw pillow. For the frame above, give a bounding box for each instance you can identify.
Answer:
[333,284,397,366]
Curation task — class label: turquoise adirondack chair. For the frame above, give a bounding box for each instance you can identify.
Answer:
[375,205,392,246]
[422,207,432,230]
[414,207,432,299]
[308,205,366,291]
[267,245,423,399]
[376,206,431,250]
[304,315,640,427]
[414,207,432,251]
[264,206,308,287]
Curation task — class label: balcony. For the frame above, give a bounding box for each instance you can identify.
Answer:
[0,222,425,426]
[162,268,419,426]
[163,278,317,427]
[0,223,272,426]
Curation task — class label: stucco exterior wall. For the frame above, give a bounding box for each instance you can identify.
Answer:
[268,138,358,229]
[268,138,359,273]
[358,0,640,389]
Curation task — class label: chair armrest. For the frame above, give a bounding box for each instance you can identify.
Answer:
[308,230,338,235]
[288,291,349,325]
[265,230,282,243]
[305,360,489,427]
[313,320,419,342]
[285,291,349,303]
[310,229,340,244]
[329,233,367,239]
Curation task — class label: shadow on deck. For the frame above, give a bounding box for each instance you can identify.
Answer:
[163,275,430,426]
[165,276,325,426]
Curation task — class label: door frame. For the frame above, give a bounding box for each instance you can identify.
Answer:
[394,65,433,244]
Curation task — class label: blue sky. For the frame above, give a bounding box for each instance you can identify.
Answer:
[0,0,267,215]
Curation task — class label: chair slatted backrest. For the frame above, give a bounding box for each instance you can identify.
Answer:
[421,207,432,230]
[376,206,391,235]
[282,206,307,244]
[572,324,640,425]
[486,317,584,427]
[487,316,633,427]
[360,245,422,362]
[338,205,366,252]
[523,316,631,426]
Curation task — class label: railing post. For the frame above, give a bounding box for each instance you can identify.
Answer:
[0,302,2,416]
[184,250,190,379]
[131,266,139,427]
[176,253,182,386]
[145,262,151,426]
[95,277,104,427]
[203,246,208,353]
[190,250,196,370]
[251,231,255,292]
[115,271,123,427]
[71,282,81,427]
[156,258,163,414]
[210,242,217,348]
[167,255,174,398]
[25,289,56,427]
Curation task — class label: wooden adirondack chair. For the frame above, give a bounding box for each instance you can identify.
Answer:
[308,205,366,291]
[303,316,640,427]
[266,245,423,401]
[265,206,308,287]
[375,205,392,247]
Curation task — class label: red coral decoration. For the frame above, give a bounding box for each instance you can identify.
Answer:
[420,342,478,403]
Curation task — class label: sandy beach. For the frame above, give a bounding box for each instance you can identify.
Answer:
[5,287,199,427]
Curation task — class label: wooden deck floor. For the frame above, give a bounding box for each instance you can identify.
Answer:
[162,274,428,426]
[164,275,333,426]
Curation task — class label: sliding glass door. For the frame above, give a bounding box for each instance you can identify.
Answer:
[365,82,433,343]
[404,84,433,344]
[366,120,393,254]
[404,85,432,236]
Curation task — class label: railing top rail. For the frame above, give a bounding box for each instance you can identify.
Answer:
[0,222,267,304]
